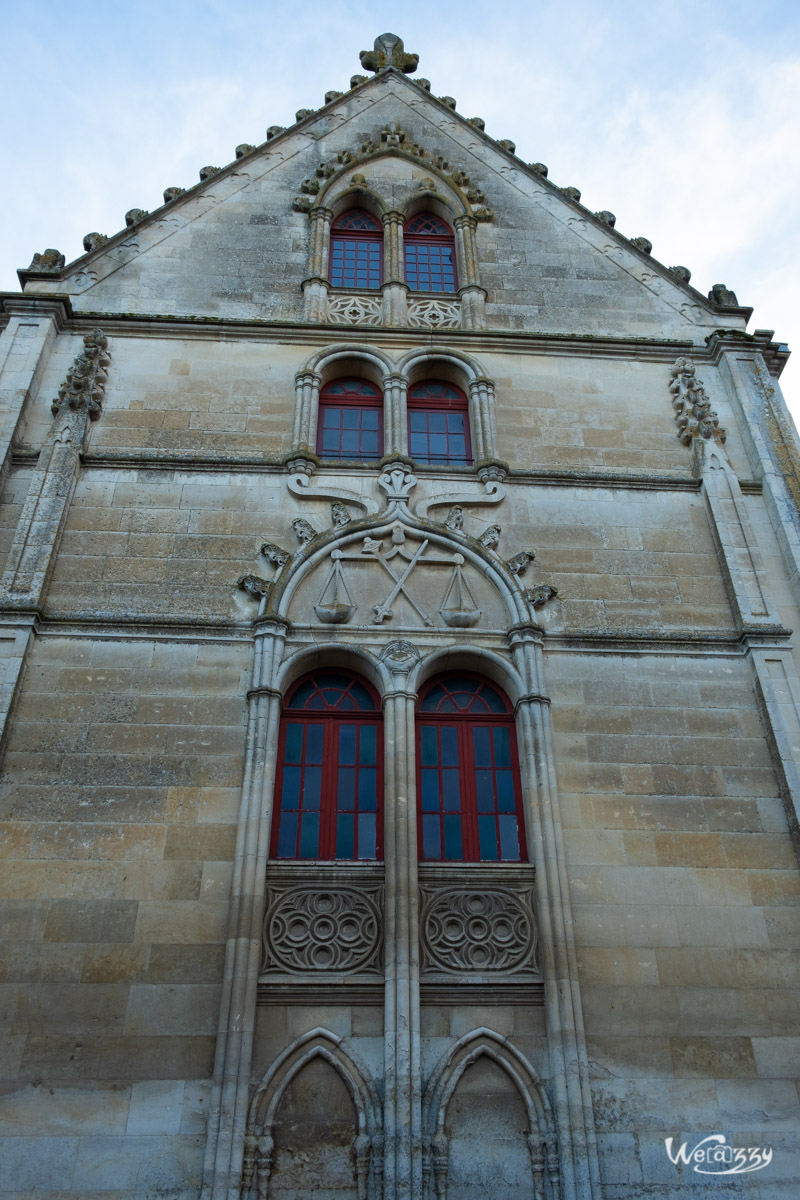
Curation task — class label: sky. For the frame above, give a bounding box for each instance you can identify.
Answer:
[1,0,798,418]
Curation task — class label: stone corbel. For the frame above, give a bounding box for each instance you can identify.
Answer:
[415,476,505,520]
[286,471,380,514]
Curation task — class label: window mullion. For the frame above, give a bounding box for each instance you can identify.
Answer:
[461,720,478,861]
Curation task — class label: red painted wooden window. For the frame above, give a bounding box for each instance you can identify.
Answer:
[329,209,383,289]
[416,675,526,863]
[317,378,384,461]
[272,672,383,861]
[404,213,457,292]
[408,380,471,466]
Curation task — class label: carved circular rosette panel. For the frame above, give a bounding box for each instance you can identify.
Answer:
[420,886,537,975]
[263,885,383,975]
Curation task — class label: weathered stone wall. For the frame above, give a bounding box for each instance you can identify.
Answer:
[553,651,800,1193]
[0,634,248,1196]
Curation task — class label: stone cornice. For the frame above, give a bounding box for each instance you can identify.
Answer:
[0,296,734,363]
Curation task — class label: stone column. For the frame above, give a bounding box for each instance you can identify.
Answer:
[454,216,486,330]
[301,206,333,322]
[382,674,422,1200]
[381,211,408,327]
[713,333,800,598]
[383,373,409,459]
[291,369,321,460]
[0,297,67,493]
[509,623,603,1200]
[467,377,497,463]
[0,327,110,756]
[201,617,288,1200]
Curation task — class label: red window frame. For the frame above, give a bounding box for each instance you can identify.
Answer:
[416,675,527,863]
[404,213,458,293]
[407,380,472,466]
[317,378,384,462]
[329,209,383,290]
[271,672,384,862]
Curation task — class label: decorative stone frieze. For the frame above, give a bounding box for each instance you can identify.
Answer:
[479,524,501,549]
[51,328,111,420]
[262,883,383,975]
[669,357,726,446]
[419,883,539,976]
[407,297,461,329]
[327,293,383,326]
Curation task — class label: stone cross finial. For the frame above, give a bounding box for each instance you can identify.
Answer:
[360,32,419,74]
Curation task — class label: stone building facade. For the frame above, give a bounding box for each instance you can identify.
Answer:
[0,31,798,1200]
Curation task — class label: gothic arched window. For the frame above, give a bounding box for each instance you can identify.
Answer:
[404,213,457,293]
[317,378,384,462]
[272,672,383,861]
[408,380,471,466]
[416,675,526,862]
[329,210,383,290]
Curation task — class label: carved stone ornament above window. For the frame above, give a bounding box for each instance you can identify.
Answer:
[359,32,419,74]
[51,329,111,421]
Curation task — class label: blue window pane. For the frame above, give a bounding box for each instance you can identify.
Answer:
[429,435,448,456]
[410,433,428,455]
[300,811,319,858]
[443,814,463,860]
[358,813,376,859]
[339,724,356,765]
[478,815,499,861]
[322,430,340,452]
[303,765,322,810]
[429,412,446,433]
[305,726,324,761]
[499,815,521,861]
[446,413,464,432]
[420,684,446,712]
[422,814,441,859]
[473,726,491,768]
[337,767,356,811]
[449,436,466,459]
[359,767,377,811]
[349,681,374,710]
[493,727,511,767]
[420,726,439,767]
[440,726,459,766]
[362,431,378,455]
[336,813,354,858]
[343,409,360,429]
[442,768,461,811]
[342,431,360,454]
[362,410,379,430]
[359,725,376,764]
[284,723,303,764]
[277,812,298,857]
[421,768,441,811]
[289,681,315,709]
[475,770,495,812]
[281,765,301,808]
[496,771,516,812]
[410,412,426,431]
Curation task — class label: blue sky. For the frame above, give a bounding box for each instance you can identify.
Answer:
[2,0,798,415]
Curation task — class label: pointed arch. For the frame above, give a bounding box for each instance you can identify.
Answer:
[423,1028,554,1141]
[248,1027,382,1138]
